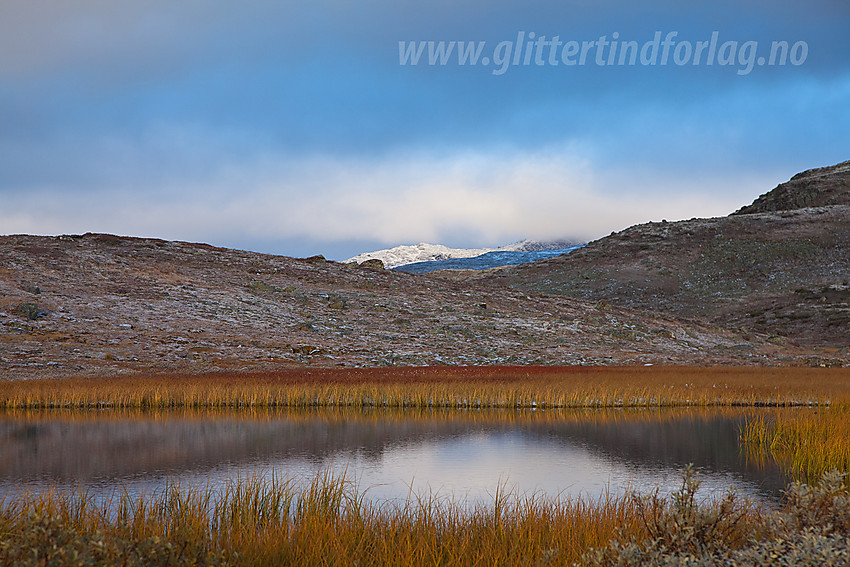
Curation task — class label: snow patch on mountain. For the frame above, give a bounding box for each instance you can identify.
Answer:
[346,239,583,269]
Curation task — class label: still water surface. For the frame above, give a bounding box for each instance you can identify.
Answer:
[0,408,788,504]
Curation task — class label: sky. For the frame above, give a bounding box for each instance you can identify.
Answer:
[1,1,848,260]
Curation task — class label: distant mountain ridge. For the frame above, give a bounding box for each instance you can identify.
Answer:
[346,239,583,269]
[394,246,583,274]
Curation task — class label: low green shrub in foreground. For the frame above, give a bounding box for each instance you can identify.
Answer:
[585,468,850,566]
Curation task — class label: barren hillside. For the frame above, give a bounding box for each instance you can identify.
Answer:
[456,162,850,351]
[0,233,817,380]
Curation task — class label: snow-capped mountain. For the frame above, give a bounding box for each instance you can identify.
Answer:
[346,239,582,269]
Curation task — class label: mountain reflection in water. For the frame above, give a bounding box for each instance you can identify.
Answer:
[0,408,789,503]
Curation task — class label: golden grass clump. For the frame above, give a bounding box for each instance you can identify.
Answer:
[742,408,850,483]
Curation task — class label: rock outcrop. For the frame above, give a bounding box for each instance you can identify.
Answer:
[733,160,850,215]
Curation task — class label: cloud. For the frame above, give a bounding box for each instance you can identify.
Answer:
[0,145,770,257]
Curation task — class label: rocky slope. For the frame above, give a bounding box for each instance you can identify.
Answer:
[0,233,812,380]
[456,162,850,352]
[734,160,850,214]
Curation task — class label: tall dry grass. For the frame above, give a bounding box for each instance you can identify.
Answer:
[6,468,850,566]
[2,366,849,409]
[0,468,771,567]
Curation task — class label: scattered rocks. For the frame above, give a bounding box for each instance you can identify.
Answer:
[292,345,326,356]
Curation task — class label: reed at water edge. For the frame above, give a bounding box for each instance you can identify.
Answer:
[2,366,848,409]
[742,403,850,484]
